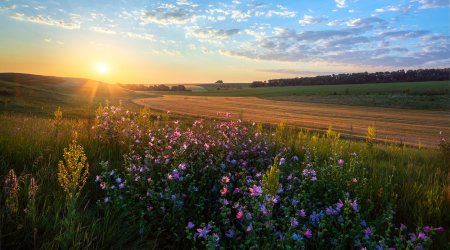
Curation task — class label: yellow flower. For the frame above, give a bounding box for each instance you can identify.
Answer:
[57,132,89,198]
[366,126,376,147]
[263,157,281,197]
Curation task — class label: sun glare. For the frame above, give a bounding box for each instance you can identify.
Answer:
[96,62,110,75]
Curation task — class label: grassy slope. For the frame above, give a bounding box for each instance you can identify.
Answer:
[0,73,144,117]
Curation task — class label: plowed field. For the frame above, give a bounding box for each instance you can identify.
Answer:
[135,96,450,148]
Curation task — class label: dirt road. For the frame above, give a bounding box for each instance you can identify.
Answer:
[135,96,450,148]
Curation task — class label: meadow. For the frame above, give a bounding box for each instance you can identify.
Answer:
[0,74,449,249]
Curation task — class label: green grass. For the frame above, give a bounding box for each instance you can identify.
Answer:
[189,81,449,97]
[0,112,448,248]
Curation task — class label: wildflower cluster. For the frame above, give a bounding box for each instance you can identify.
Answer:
[93,106,444,249]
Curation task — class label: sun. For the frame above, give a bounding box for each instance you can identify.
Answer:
[95,62,110,75]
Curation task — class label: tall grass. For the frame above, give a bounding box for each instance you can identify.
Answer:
[0,109,448,248]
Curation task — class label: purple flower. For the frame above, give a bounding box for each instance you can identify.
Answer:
[249,185,263,197]
[119,183,125,189]
[293,155,299,161]
[95,175,100,182]
[246,212,252,220]
[104,197,110,203]
[292,233,299,241]
[310,211,321,226]
[197,225,211,239]
[246,223,253,232]
[304,228,312,239]
[410,233,417,242]
[115,177,122,183]
[423,226,431,233]
[400,224,407,231]
[364,227,372,239]
[326,206,338,215]
[260,204,268,216]
[360,220,367,227]
[187,221,195,229]
[336,200,344,210]
[179,163,187,170]
[299,209,306,218]
[338,159,344,165]
[271,195,280,204]
[291,218,299,228]
[279,158,286,165]
[275,231,284,239]
[302,169,309,176]
[418,232,426,241]
[436,226,444,233]
[351,199,359,212]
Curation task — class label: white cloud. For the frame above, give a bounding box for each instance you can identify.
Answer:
[345,17,386,27]
[141,10,199,25]
[327,20,343,26]
[379,30,429,39]
[159,4,176,9]
[90,26,116,34]
[418,0,450,9]
[375,5,412,13]
[123,32,155,41]
[230,10,251,22]
[186,27,240,41]
[176,0,192,6]
[266,10,296,18]
[0,5,16,11]
[12,12,80,29]
[299,15,327,26]
[335,0,347,8]
[43,38,64,45]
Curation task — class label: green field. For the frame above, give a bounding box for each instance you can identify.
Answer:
[176,81,450,110]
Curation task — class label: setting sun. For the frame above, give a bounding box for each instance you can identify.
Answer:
[96,62,110,75]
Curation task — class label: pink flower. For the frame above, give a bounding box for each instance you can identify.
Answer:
[236,210,243,220]
[338,159,344,165]
[221,187,228,196]
[222,176,230,183]
[304,228,312,239]
[352,178,358,183]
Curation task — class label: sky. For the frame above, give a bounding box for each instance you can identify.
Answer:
[0,0,449,84]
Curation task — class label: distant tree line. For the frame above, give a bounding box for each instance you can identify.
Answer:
[250,68,450,88]
[119,84,189,91]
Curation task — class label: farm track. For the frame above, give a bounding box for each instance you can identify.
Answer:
[134,96,450,148]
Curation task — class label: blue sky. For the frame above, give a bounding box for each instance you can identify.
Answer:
[0,0,449,83]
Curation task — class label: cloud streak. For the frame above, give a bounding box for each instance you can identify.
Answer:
[11,12,80,29]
